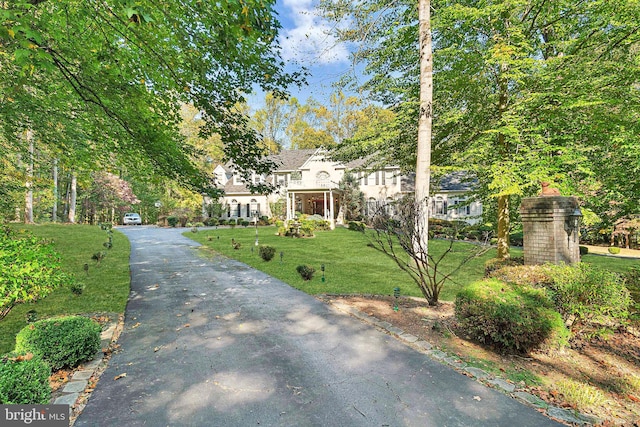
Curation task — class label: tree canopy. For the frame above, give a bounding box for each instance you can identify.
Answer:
[320,0,640,257]
[1,0,302,195]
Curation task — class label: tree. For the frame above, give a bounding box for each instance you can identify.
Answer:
[252,93,299,153]
[338,172,365,221]
[320,0,640,259]
[1,0,301,196]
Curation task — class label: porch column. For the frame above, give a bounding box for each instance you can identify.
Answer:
[286,191,292,221]
[323,192,328,220]
[329,189,335,229]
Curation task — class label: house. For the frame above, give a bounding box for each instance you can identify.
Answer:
[211,149,482,227]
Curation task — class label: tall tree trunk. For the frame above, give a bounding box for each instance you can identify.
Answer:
[69,172,77,223]
[52,158,58,222]
[24,130,34,224]
[414,0,433,261]
[496,57,511,259]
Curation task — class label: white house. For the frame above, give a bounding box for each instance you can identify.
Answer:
[211,149,482,227]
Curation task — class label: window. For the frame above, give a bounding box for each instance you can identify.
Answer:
[367,197,377,216]
[363,171,368,186]
[230,199,238,218]
[432,196,447,215]
[385,197,395,216]
[381,171,386,185]
[316,171,330,180]
[454,199,471,216]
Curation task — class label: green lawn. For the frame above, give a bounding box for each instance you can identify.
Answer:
[189,226,499,299]
[0,224,131,354]
[189,226,639,304]
[1,223,637,355]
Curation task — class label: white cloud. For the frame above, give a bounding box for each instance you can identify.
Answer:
[277,0,350,66]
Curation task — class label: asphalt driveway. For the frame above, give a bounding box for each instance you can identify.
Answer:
[75,226,561,427]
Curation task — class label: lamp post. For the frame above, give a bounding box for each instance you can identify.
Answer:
[253,210,259,246]
[393,287,401,312]
[564,207,583,244]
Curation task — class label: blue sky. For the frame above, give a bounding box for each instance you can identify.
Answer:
[248,0,359,109]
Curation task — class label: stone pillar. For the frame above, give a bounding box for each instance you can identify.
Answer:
[520,196,581,265]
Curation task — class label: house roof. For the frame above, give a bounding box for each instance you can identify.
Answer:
[401,171,477,194]
[269,149,317,172]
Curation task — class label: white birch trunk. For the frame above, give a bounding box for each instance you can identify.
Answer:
[69,173,77,223]
[24,130,34,224]
[52,158,58,222]
[414,0,433,259]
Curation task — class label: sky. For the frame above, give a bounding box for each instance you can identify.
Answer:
[248,0,360,110]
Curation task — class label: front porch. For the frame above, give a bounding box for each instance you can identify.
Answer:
[285,188,342,229]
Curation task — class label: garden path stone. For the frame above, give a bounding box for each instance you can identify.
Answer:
[74,226,563,427]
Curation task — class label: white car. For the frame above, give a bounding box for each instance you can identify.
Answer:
[123,212,142,225]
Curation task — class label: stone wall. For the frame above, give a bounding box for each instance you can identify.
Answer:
[520,196,580,265]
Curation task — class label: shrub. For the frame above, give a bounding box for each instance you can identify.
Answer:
[509,231,524,247]
[348,221,366,232]
[191,227,199,233]
[218,219,227,226]
[240,220,250,227]
[259,245,276,262]
[484,256,524,276]
[70,282,85,296]
[296,265,315,281]
[488,265,553,288]
[543,263,631,327]
[622,266,640,289]
[579,246,589,255]
[0,227,69,320]
[167,216,179,227]
[608,246,621,255]
[455,279,569,353]
[207,218,219,227]
[0,354,51,404]
[15,316,101,370]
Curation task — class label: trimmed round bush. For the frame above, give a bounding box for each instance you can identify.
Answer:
[15,316,101,370]
[167,216,179,227]
[259,245,276,262]
[484,256,524,276]
[608,246,621,255]
[296,265,315,281]
[0,354,51,404]
[455,279,569,353]
[579,246,589,255]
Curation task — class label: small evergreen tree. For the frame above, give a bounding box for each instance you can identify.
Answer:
[339,171,365,221]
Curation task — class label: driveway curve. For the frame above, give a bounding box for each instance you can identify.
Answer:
[75,226,561,427]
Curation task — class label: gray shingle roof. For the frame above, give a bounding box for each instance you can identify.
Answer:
[268,149,317,171]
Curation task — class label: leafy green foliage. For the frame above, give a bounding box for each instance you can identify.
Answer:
[15,316,101,371]
[320,0,640,256]
[0,227,70,320]
[258,245,276,262]
[2,0,302,196]
[455,279,569,353]
[348,221,366,232]
[296,265,316,281]
[608,247,622,255]
[0,225,130,355]
[167,216,179,227]
[543,263,632,328]
[0,355,51,404]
